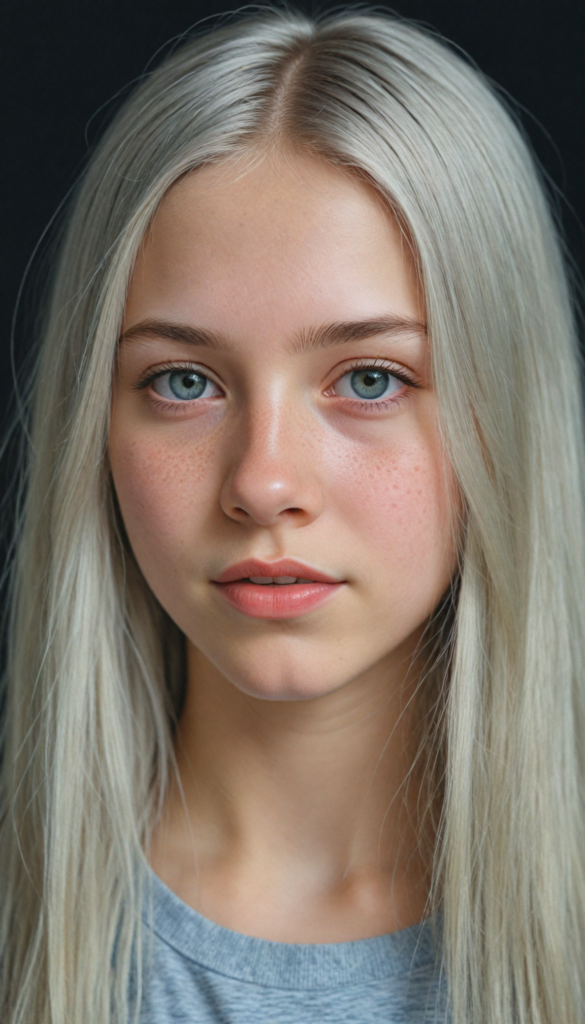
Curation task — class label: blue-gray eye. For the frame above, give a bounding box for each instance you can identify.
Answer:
[333,368,403,401]
[152,370,220,401]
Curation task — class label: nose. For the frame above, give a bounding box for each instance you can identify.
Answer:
[219,396,324,528]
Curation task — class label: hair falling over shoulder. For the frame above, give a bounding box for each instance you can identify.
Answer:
[1,6,584,1023]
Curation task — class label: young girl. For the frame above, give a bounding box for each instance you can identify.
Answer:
[1,8,584,1024]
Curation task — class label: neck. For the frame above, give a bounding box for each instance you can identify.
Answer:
[149,643,437,942]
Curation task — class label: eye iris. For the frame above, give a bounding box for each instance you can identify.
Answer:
[350,369,390,400]
[168,370,207,400]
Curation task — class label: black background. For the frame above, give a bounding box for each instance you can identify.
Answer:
[2,0,584,393]
[1,0,584,442]
[0,0,583,671]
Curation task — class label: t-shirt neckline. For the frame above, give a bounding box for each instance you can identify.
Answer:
[144,867,442,990]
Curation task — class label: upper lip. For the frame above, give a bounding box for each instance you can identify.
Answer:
[212,558,343,584]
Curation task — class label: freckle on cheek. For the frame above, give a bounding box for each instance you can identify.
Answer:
[339,450,444,540]
[113,433,218,532]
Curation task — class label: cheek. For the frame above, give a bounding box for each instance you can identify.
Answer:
[108,424,218,562]
[330,437,458,595]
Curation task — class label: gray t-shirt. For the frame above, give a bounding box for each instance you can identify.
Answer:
[135,870,449,1023]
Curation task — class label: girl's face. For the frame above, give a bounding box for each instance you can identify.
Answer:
[110,151,459,700]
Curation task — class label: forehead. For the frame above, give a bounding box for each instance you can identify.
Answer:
[123,151,424,340]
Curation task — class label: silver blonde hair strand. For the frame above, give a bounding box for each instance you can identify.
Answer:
[1,8,584,1023]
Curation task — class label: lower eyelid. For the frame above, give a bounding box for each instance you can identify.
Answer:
[352,391,410,410]
[145,393,222,417]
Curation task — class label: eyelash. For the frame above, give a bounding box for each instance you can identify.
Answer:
[134,358,421,413]
[133,362,220,415]
[134,362,207,391]
[330,358,420,412]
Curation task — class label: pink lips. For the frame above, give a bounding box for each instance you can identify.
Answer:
[212,558,345,619]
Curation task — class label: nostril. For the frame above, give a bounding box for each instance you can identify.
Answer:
[220,465,323,527]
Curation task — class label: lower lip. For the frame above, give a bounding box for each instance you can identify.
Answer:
[213,580,344,619]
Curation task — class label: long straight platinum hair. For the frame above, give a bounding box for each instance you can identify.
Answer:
[1,7,584,1023]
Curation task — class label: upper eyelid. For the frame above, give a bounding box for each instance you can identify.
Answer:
[329,358,421,388]
[135,357,421,393]
[134,361,221,390]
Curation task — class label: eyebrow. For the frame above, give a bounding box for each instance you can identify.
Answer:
[291,314,426,354]
[119,314,427,353]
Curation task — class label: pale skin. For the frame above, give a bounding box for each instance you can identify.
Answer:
[109,149,459,943]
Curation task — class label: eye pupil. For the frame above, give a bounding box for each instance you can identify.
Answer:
[169,370,206,400]
[350,368,390,400]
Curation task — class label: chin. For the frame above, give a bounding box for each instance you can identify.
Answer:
[188,633,373,703]
[215,652,349,702]
[229,669,342,702]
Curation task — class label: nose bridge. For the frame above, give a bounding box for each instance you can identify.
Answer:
[247,383,288,464]
[221,380,320,526]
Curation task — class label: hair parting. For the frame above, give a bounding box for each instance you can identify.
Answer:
[1,7,584,1023]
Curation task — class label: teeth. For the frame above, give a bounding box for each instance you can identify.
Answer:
[244,577,319,585]
[247,576,307,585]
